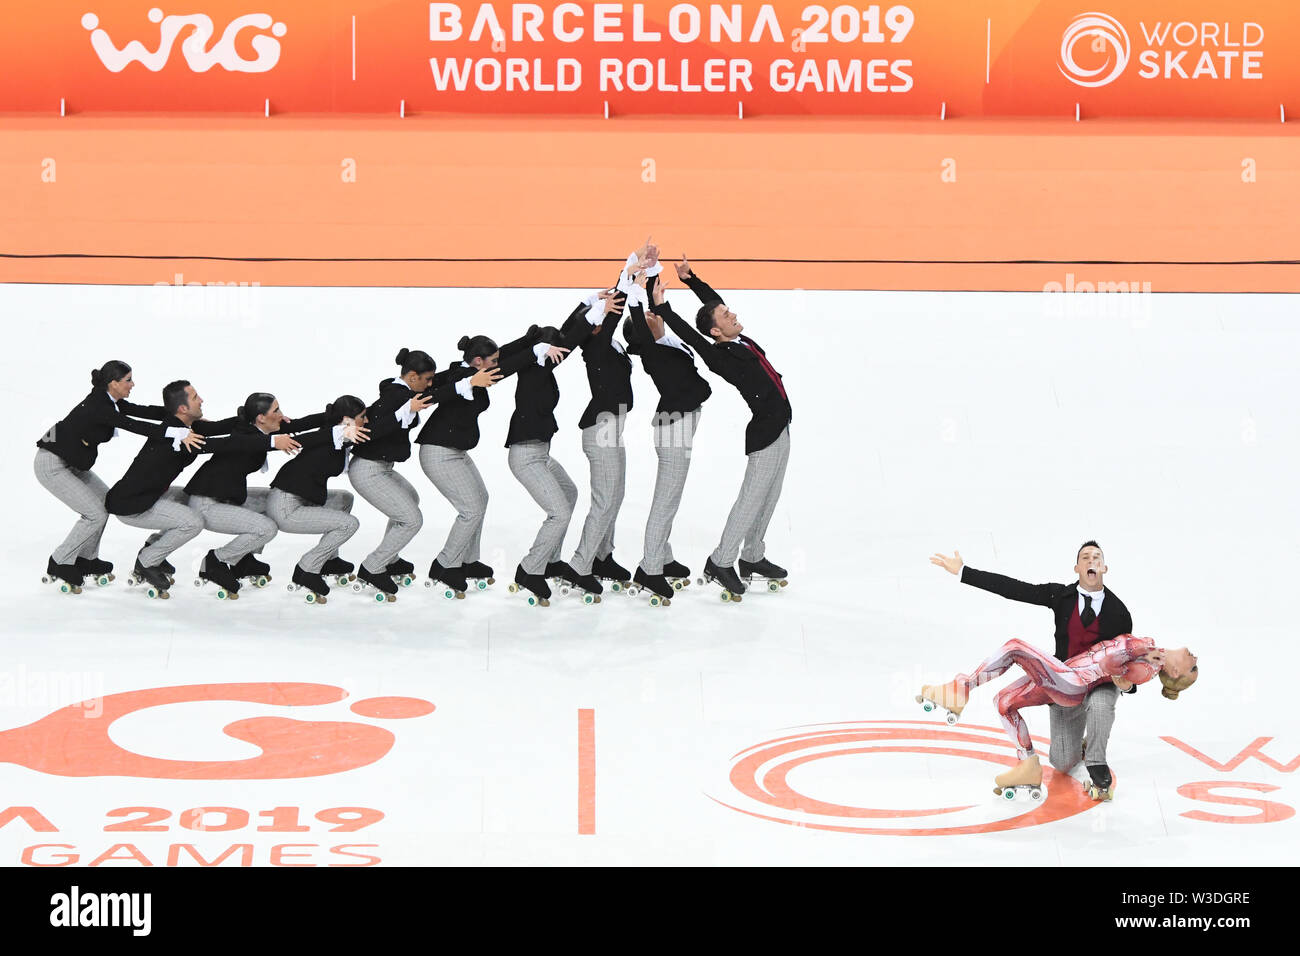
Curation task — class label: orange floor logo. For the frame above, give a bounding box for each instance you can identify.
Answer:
[0,683,434,779]
[712,720,1100,835]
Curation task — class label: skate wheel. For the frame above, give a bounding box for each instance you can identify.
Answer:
[476,579,489,590]
[945,712,958,726]
[920,700,935,713]
[527,595,538,606]
[424,579,432,588]
[583,594,596,605]
[1030,788,1043,801]
[254,575,269,588]
[443,589,455,600]
[58,582,70,594]
[609,581,622,592]
[696,577,705,586]
[41,575,51,585]
[720,591,731,602]
[649,595,662,607]
[193,579,202,588]
[1002,788,1016,801]
[146,587,160,599]
[768,581,780,592]
[286,583,296,592]
[126,577,137,586]
[97,574,112,587]
[402,575,415,588]
[671,579,683,591]
[374,592,386,603]
[508,583,519,593]
[216,589,228,600]
[337,576,352,587]
[353,582,364,592]
[560,585,571,596]
[306,592,317,604]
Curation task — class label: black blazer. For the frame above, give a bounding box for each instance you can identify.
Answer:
[660,272,793,454]
[105,417,274,517]
[960,566,1136,688]
[353,378,457,463]
[270,425,353,505]
[37,390,172,471]
[503,306,590,447]
[568,298,634,428]
[624,301,712,416]
[415,332,535,451]
[184,413,329,504]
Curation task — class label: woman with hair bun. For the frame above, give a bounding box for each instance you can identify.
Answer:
[348,348,468,601]
[183,392,326,595]
[917,637,1198,801]
[268,395,372,604]
[35,360,202,592]
[414,332,540,597]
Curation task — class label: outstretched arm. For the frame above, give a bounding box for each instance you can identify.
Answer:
[675,255,725,305]
[931,551,1060,607]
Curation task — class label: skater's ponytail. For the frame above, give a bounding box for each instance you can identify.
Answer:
[457,335,498,363]
[237,392,276,425]
[1158,670,1198,700]
[91,360,132,390]
[326,394,365,424]
[395,348,436,376]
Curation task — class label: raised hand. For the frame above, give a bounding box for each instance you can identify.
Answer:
[273,435,302,453]
[651,276,666,307]
[471,367,503,388]
[929,551,964,575]
[675,255,693,280]
[605,291,627,315]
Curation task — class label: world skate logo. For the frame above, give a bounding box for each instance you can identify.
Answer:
[1059,12,1130,88]
[0,683,433,779]
[81,8,288,73]
[710,721,1099,835]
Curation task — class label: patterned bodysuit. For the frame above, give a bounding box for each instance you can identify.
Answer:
[955,635,1159,759]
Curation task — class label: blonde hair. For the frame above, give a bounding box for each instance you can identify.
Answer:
[1159,670,1197,700]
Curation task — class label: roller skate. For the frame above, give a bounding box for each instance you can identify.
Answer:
[739,557,789,593]
[75,556,115,588]
[1086,764,1114,802]
[320,556,356,588]
[157,558,177,586]
[128,559,171,600]
[42,557,84,594]
[629,567,673,607]
[507,564,551,607]
[592,554,632,593]
[287,565,330,605]
[461,560,495,591]
[353,564,399,602]
[663,560,692,592]
[697,557,745,603]
[993,755,1045,802]
[231,553,272,589]
[194,550,241,600]
[915,680,967,725]
[385,556,417,589]
[554,564,602,605]
[424,559,468,600]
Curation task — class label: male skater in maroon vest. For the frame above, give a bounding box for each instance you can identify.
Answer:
[930,541,1134,797]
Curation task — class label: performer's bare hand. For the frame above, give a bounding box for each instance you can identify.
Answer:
[409,393,435,414]
[930,551,963,575]
[675,255,693,280]
[1144,649,1166,670]
[273,435,301,453]
[341,418,370,444]
[181,431,205,452]
[544,345,569,364]
[651,277,666,307]
[470,367,503,388]
[603,291,627,315]
[1111,676,1133,691]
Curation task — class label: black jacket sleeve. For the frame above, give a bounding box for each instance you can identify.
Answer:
[192,416,240,437]
[118,400,169,421]
[560,302,594,351]
[959,566,1062,608]
[655,301,727,374]
[90,403,172,440]
[278,411,331,435]
[683,271,725,306]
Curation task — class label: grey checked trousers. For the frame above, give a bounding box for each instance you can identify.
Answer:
[348,458,423,574]
[639,406,701,575]
[1049,681,1120,772]
[266,488,359,573]
[34,448,111,564]
[187,487,277,565]
[115,486,205,568]
[711,426,791,567]
[508,440,577,575]
[419,444,488,568]
[570,411,627,575]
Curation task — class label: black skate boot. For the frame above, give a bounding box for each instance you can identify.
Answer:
[509,564,552,606]
[320,556,355,586]
[43,556,84,594]
[663,559,692,591]
[462,560,495,589]
[556,564,602,604]
[426,559,468,600]
[197,550,241,600]
[632,567,674,607]
[545,560,579,586]
[290,564,330,604]
[157,557,176,583]
[355,563,399,601]
[1086,764,1114,801]
[739,557,789,592]
[231,553,272,587]
[132,558,172,599]
[385,556,416,588]
[700,557,746,602]
[592,554,632,592]
[75,556,115,587]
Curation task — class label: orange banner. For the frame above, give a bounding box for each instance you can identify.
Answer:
[1,1,1296,117]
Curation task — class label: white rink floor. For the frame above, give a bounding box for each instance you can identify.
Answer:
[2,283,1296,867]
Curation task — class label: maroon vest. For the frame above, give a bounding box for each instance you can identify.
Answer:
[1066,600,1101,659]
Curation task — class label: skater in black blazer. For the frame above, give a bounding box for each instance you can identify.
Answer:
[35,360,203,589]
[347,348,460,598]
[267,394,372,601]
[654,258,793,597]
[931,542,1135,793]
[414,333,533,594]
[183,392,329,590]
